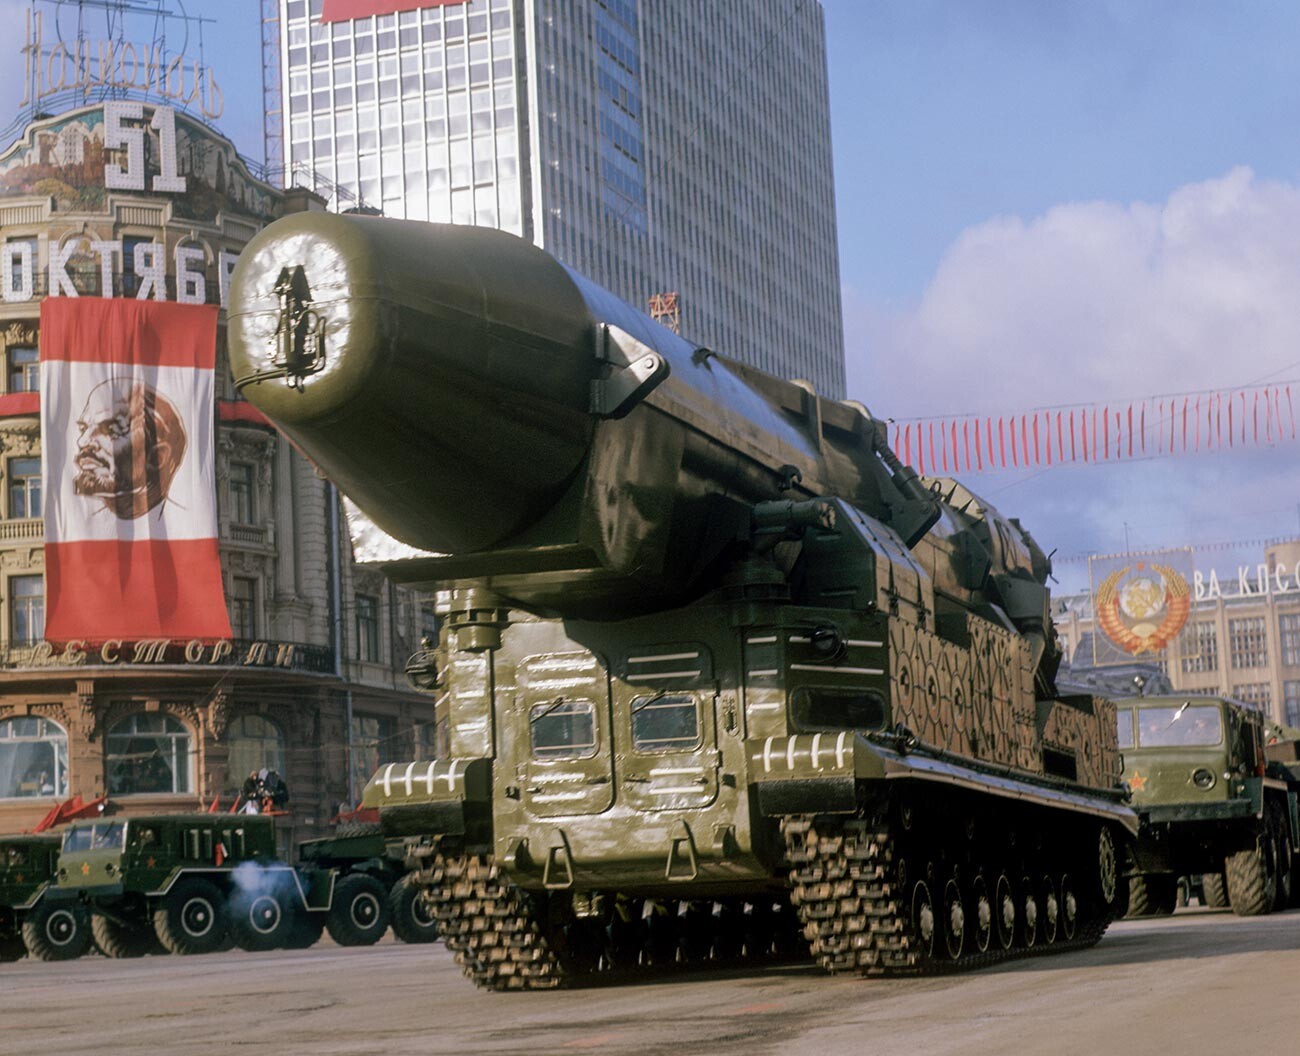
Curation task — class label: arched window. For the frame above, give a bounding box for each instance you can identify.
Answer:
[105,714,192,795]
[226,714,285,784]
[0,716,68,799]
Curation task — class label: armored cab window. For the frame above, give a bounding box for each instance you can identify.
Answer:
[631,694,701,753]
[791,687,887,733]
[1136,705,1223,748]
[1116,708,1135,750]
[529,699,597,759]
[63,827,92,853]
[90,822,125,849]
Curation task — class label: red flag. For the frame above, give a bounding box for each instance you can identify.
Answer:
[215,842,226,867]
[207,796,220,814]
[951,418,960,473]
[1126,403,1133,458]
[1169,399,1175,452]
[985,417,994,468]
[998,417,1006,468]
[1253,390,1259,444]
[1069,410,1077,461]
[929,421,937,475]
[975,419,984,471]
[1080,410,1088,463]
[1140,402,1147,455]
[39,298,231,642]
[1020,415,1029,466]
[1240,391,1247,443]
[1265,388,1273,443]
[1092,408,1099,461]
[962,419,970,473]
[1181,397,1188,453]
[940,420,949,473]
[1055,411,1064,466]
[1032,413,1041,465]
[1228,395,1234,447]
[1009,416,1018,467]
[1103,407,1110,459]
[1216,393,1222,447]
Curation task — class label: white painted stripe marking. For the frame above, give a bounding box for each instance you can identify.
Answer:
[748,702,783,710]
[424,761,437,795]
[627,670,702,680]
[402,761,416,796]
[445,758,459,790]
[762,736,775,774]
[746,636,777,645]
[789,664,884,675]
[786,737,796,770]
[835,732,847,768]
[628,652,701,663]
[748,669,779,678]
[811,733,823,769]
[381,763,395,796]
[845,639,883,648]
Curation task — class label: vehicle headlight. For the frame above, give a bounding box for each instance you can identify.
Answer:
[1191,768,1216,790]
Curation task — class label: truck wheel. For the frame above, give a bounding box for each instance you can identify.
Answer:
[152,879,229,955]
[1126,874,1177,917]
[1225,837,1278,917]
[327,873,390,946]
[388,874,439,944]
[92,915,161,958]
[0,930,26,962]
[22,901,92,961]
[283,909,326,950]
[229,889,292,952]
[1201,872,1229,908]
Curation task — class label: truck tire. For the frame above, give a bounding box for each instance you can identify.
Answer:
[92,914,161,958]
[1225,837,1277,917]
[22,901,91,961]
[1270,805,1293,911]
[0,930,26,962]
[388,874,439,944]
[1126,873,1177,917]
[1201,872,1229,908]
[229,889,292,952]
[283,908,326,949]
[327,873,390,946]
[152,878,229,955]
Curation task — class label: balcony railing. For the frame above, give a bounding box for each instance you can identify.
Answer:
[0,519,42,542]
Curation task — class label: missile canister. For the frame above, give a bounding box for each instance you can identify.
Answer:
[228,213,1135,990]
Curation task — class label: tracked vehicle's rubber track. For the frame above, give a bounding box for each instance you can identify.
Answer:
[783,810,1112,976]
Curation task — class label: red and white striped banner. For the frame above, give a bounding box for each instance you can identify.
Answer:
[888,384,1298,476]
[40,297,232,643]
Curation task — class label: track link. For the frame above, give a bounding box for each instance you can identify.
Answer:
[783,808,1113,976]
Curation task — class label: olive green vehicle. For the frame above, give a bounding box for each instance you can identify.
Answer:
[228,214,1136,990]
[1,834,92,962]
[50,814,334,956]
[1118,695,1300,917]
[297,824,439,944]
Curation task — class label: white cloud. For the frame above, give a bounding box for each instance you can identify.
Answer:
[845,168,1300,564]
[849,167,1300,417]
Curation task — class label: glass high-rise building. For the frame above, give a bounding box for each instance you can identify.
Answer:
[282,0,844,396]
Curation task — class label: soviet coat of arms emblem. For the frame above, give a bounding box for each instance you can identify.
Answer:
[1095,562,1191,655]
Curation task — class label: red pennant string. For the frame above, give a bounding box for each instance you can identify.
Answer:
[998,417,1006,468]
[1103,407,1110,460]
[1070,410,1077,461]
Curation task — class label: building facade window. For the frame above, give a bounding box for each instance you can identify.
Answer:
[106,713,192,795]
[7,457,41,519]
[1230,682,1272,713]
[356,593,380,662]
[230,577,257,639]
[350,712,398,799]
[3,239,39,299]
[0,716,68,799]
[229,462,255,525]
[9,574,44,645]
[1285,681,1300,728]
[1280,611,1300,667]
[1228,616,1268,669]
[7,346,38,393]
[1182,621,1219,674]
[226,714,286,783]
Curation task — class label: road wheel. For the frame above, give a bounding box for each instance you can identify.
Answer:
[1126,873,1177,917]
[1202,873,1229,908]
[229,889,292,951]
[388,874,439,944]
[22,901,91,961]
[92,914,160,958]
[327,873,390,946]
[283,908,326,950]
[0,930,26,962]
[1270,809,1293,911]
[1225,836,1277,917]
[152,879,228,955]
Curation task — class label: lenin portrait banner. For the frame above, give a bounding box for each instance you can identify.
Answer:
[39,297,232,642]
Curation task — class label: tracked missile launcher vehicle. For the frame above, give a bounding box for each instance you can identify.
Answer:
[228,214,1136,990]
[0,834,91,962]
[1119,695,1299,916]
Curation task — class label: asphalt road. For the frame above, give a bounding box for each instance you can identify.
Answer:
[2,908,1296,1056]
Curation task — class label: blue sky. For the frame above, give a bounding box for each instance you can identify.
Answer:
[2,0,1298,590]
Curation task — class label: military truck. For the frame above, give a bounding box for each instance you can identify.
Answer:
[0,834,92,962]
[1118,695,1300,916]
[228,214,1136,991]
[50,814,334,955]
[297,823,439,945]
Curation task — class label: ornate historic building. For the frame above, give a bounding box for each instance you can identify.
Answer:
[1055,539,1300,728]
[0,101,436,847]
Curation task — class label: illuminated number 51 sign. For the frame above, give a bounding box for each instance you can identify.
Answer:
[103,102,187,193]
